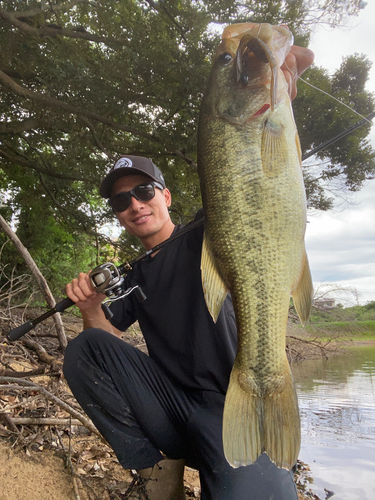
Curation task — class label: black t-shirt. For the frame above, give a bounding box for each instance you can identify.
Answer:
[109,217,237,394]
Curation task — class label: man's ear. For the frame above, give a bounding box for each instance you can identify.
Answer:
[163,188,172,207]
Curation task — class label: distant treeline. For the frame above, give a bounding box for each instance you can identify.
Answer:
[310,301,375,323]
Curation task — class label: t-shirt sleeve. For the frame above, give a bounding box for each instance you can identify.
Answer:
[108,296,137,332]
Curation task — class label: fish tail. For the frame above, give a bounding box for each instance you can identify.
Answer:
[222,366,262,468]
[223,362,300,470]
[263,364,301,469]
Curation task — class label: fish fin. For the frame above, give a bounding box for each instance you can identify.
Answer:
[223,362,301,470]
[295,130,302,167]
[263,363,301,469]
[261,119,288,177]
[292,250,314,326]
[201,231,228,322]
[222,366,262,468]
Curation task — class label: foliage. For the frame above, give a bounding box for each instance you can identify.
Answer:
[310,301,375,323]
[294,54,375,210]
[0,0,374,293]
[304,320,375,337]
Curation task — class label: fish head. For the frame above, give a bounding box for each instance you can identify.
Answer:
[206,23,294,125]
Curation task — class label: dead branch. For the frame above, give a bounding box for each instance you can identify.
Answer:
[0,378,100,437]
[0,413,21,434]
[0,215,67,350]
[0,366,47,378]
[19,337,57,366]
[9,417,83,426]
[55,426,82,500]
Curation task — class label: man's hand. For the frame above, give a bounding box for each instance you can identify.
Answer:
[282,45,315,100]
[66,272,123,336]
[66,272,106,311]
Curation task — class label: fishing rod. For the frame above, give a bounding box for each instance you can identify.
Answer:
[7,215,205,342]
[7,111,374,341]
[302,111,375,162]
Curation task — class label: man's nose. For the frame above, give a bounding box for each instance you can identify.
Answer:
[128,195,145,211]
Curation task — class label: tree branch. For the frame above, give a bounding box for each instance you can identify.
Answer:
[0,69,197,167]
[0,215,67,351]
[0,377,100,436]
[0,117,49,135]
[9,1,88,20]
[144,0,187,43]
[78,115,113,160]
[0,148,92,182]
[0,7,124,47]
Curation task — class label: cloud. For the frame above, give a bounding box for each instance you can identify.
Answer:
[305,180,375,302]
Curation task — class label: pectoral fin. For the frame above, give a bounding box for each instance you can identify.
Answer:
[292,251,314,326]
[201,232,228,322]
[261,119,289,177]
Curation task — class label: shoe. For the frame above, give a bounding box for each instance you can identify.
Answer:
[134,458,186,500]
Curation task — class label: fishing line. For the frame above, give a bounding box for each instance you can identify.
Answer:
[283,60,375,159]
[284,58,373,124]
[298,75,373,124]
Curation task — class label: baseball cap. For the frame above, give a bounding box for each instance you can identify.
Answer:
[100,155,166,198]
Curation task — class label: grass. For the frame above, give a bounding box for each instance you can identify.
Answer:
[296,320,375,341]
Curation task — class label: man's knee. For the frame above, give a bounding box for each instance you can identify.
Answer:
[63,328,109,379]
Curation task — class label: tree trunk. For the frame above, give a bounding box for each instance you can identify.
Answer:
[0,214,67,351]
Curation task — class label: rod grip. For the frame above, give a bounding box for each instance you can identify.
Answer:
[55,297,75,312]
[7,297,75,341]
[7,321,34,341]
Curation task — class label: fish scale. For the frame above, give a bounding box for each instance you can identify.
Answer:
[197,22,313,469]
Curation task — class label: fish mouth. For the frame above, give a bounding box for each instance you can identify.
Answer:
[235,34,278,112]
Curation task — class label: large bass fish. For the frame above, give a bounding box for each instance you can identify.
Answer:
[197,23,313,470]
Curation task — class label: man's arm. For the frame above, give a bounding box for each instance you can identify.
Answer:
[66,272,123,338]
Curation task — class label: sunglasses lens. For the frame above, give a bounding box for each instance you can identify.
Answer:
[134,184,155,201]
[110,192,131,212]
[109,183,157,213]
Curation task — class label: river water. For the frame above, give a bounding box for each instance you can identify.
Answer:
[292,345,375,500]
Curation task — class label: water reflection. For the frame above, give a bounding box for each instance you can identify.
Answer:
[292,346,375,500]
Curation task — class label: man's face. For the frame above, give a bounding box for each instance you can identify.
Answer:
[110,174,172,242]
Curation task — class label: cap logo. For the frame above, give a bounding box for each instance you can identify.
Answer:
[114,157,132,169]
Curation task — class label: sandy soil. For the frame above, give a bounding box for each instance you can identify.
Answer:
[0,442,75,500]
[0,438,201,500]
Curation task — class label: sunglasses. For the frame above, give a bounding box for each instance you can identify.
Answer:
[108,182,164,213]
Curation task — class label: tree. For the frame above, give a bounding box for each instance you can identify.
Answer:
[294,53,375,210]
[0,0,373,293]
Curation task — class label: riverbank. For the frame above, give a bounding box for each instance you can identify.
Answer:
[1,310,366,500]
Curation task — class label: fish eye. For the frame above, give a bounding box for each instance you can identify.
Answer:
[218,52,233,65]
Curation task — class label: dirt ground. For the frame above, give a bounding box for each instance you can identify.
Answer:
[0,310,321,499]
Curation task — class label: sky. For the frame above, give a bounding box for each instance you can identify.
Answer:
[304,2,375,305]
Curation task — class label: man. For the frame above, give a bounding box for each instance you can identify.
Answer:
[63,46,314,500]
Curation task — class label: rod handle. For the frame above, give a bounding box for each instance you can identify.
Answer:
[8,321,34,341]
[7,297,75,341]
[55,297,75,312]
